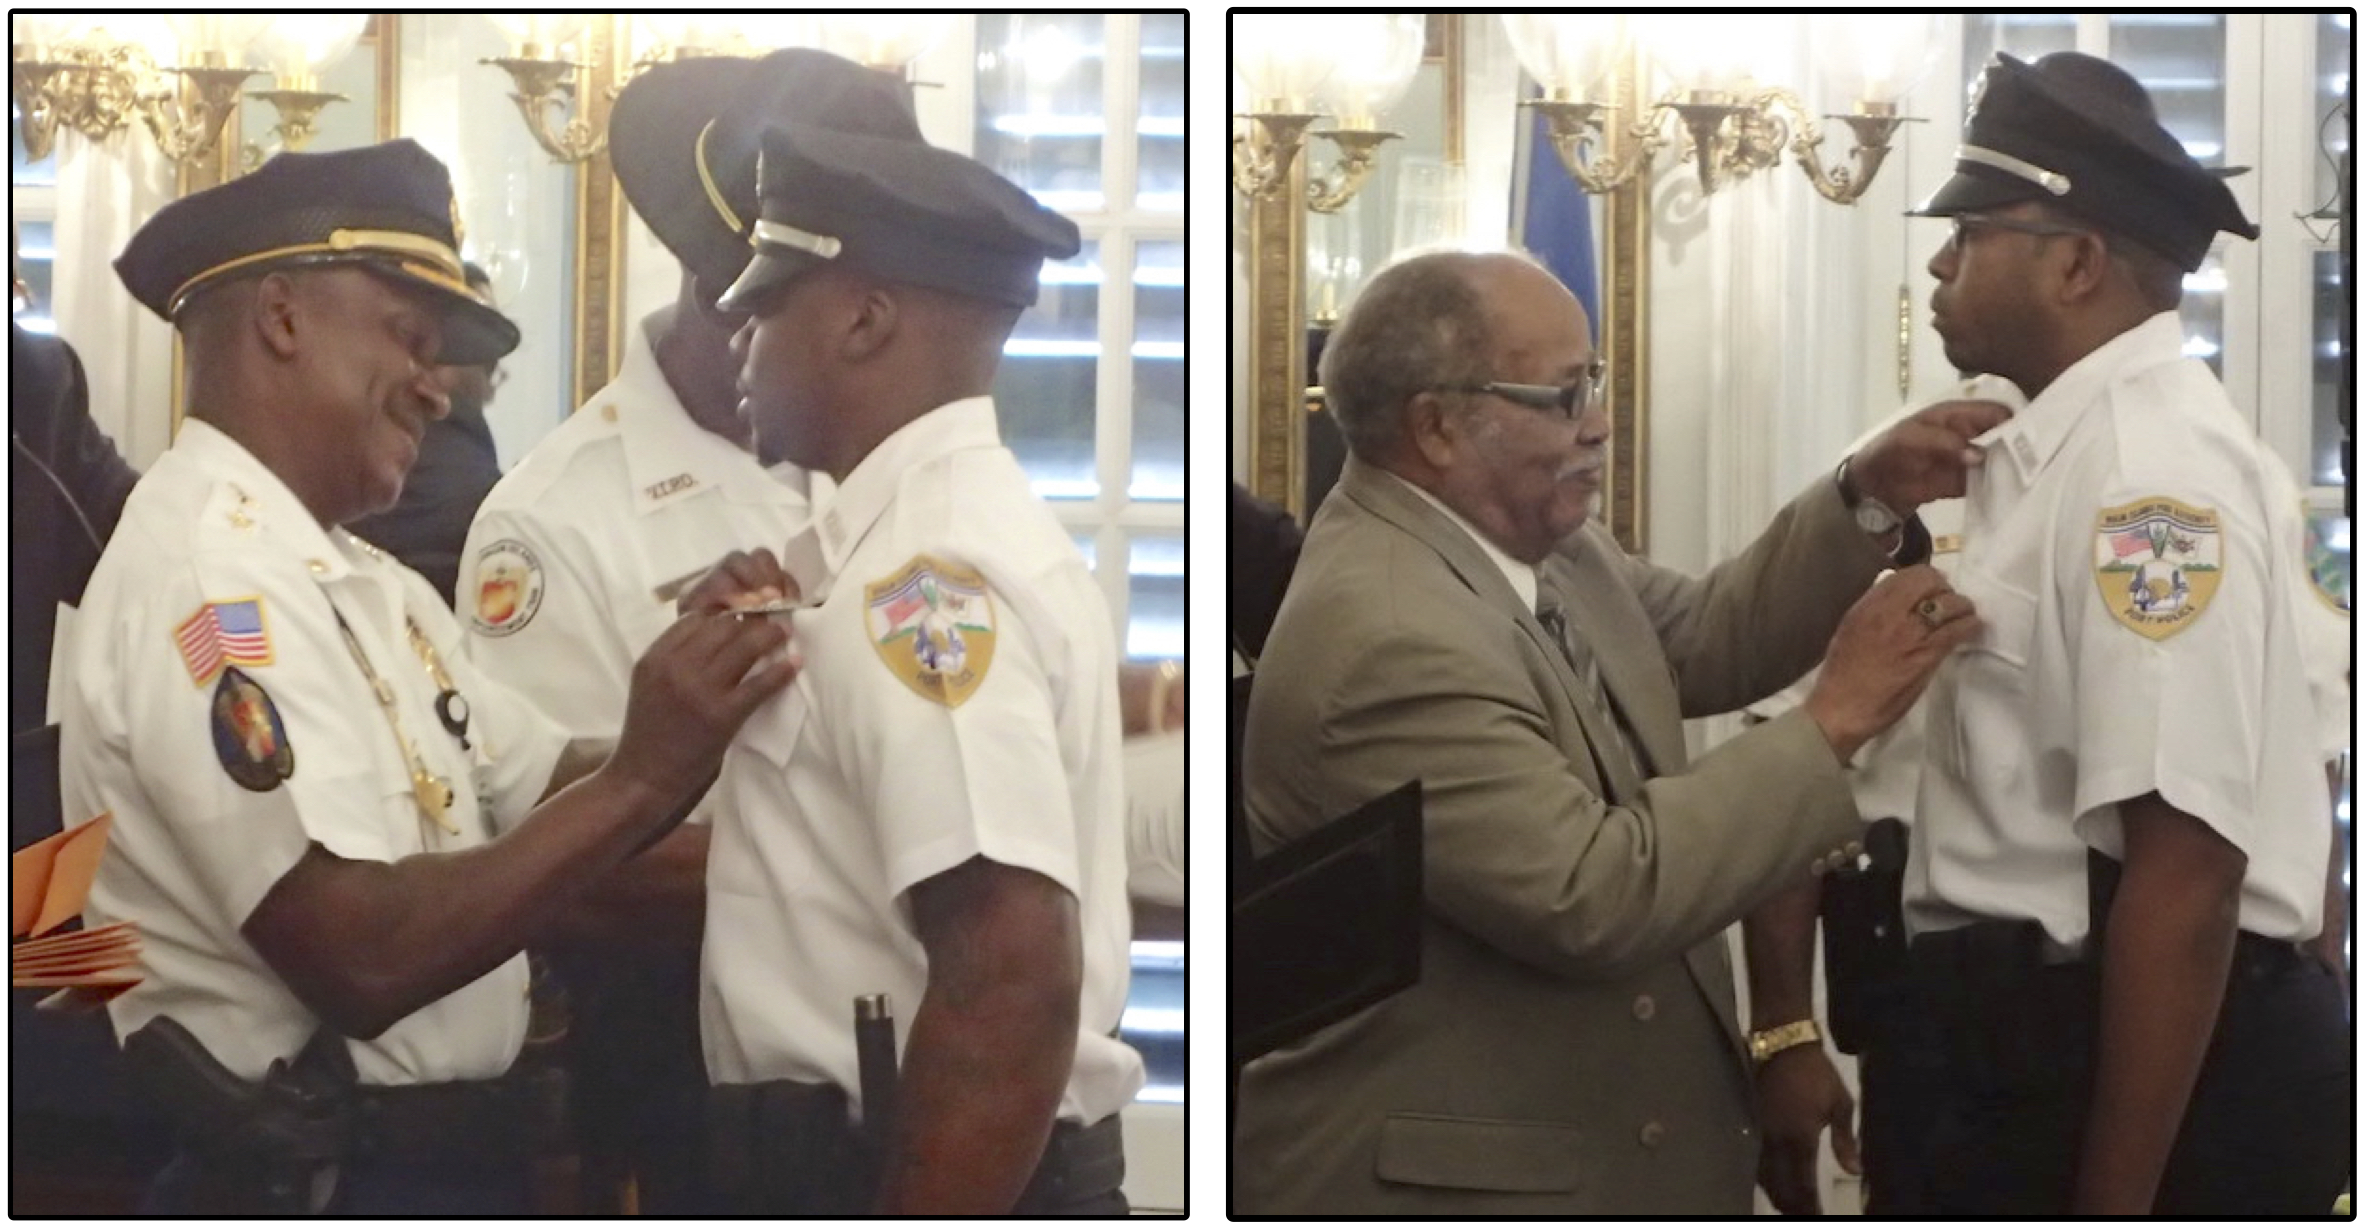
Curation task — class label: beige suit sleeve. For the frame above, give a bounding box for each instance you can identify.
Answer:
[1310,617,1863,984]
[1615,477,1892,717]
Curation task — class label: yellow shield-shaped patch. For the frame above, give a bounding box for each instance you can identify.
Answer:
[2092,498,2222,640]
[866,555,996,708]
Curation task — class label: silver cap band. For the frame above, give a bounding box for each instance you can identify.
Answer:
[1956,144,2071,196]
[751,218,843,260]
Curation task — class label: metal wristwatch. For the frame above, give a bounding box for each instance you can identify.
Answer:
[1747,1018,1823,1063]
[1835,455,1902,536]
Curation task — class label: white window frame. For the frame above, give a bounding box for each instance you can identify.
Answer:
[947,14,1186,660]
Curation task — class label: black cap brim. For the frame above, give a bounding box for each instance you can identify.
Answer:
[715,247,826,317]
[359,259,519,367]
[1907,164,2047,218]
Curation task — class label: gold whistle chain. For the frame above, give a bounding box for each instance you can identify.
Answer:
[331,608,459,837]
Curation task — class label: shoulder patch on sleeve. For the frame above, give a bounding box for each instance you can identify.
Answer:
[469,538,546,637]
[174,597,275,686]
[2301,513,2351,614]
[865,554,997,707]
[211,666,295,791]
[2092,497,2221,640]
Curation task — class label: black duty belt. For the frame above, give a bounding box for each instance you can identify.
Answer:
[355,1072,545,1165]
[708,1079,1125,1216]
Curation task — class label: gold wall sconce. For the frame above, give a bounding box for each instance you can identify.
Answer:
[1504,13,1929,204]
[481,14,948,166]
[1230,13,1425,214]
[10,15,368,169]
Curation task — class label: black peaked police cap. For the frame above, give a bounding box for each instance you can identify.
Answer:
[1910,51,2258,272]
[115,138,518,366]
[608,47,924,304]
[717,121,1082,315]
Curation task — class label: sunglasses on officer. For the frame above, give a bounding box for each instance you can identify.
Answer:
[1435,358,1609,422]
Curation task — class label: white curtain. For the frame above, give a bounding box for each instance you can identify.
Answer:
[51,126,179,469]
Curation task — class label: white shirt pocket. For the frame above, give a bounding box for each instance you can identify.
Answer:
[737,681,810,770]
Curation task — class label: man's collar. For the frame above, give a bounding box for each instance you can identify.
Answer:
[1399,478,1540,613]
[607,313,800,515]
[790,396,1001,601]
[1344,459,1541,617]
[1978,311,2189,477]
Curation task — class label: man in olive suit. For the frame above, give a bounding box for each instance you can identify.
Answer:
[1233,249,2005,1216]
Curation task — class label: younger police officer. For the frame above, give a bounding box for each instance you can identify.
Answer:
[1902,53,2348,1217]
[458,48,917,1216]
[699,124,1140,1215]
[63,140,794,1216]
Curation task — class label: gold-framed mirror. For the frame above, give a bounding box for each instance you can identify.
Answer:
[1234,13,1653,550]
[166,15,624,463]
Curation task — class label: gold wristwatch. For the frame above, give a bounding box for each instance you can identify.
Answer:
[1747,1018,1822,1063]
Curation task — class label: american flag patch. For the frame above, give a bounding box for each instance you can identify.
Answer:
[175,598,273,686]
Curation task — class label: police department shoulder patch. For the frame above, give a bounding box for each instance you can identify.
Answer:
[211,666,294,792]
[2092,497,2221,640]
[470,538,545,637]
[865,555,997,708]
[2301,509,2350,614]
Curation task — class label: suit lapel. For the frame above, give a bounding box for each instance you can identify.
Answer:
[1540,535,1687,779]
[1343,463,1633,797]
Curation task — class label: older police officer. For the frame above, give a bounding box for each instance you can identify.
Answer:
[697,124,1139,1216]
[62,140,794,1216]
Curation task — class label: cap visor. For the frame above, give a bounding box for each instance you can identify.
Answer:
[716,247,825,316]
[1906,168,2044,218]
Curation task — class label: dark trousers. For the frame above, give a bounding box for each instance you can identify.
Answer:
[140,1149,530,1218]
[1853,985,1946,1217]
[1910,928,2350,1218]
[709,1081,1127,1217]
[554,944,717,1216]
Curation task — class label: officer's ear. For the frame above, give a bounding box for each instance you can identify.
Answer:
[2049,231,2116,309]
[838,281,899,364]
[218,272,301,362]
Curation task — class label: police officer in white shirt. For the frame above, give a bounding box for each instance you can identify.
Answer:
[64,139,794,1217]
[695,123,1139,1216]
[1742,378,2352,1217]
[456,49,918,1217]
[1899,52,2347,1217]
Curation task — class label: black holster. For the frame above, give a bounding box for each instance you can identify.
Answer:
[1819,817,1911,1055]
[121,1017,356,1216]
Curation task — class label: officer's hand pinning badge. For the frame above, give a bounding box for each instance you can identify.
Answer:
[211,667,295,791]
[2093,497,2221,640]
[866,555,996,707]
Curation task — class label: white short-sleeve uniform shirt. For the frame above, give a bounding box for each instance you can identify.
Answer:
[460,313,814,759]
[1748,376,2344,827]
[1907,313,2333,950]
[62,420,568,1084]
[701,397,1144,1125]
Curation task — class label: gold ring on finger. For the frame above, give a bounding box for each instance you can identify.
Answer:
[1915,596,1947,631]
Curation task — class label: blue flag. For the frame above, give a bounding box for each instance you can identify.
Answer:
[1512,94,1600,340]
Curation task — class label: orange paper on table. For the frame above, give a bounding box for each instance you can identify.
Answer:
[11,813,114,939]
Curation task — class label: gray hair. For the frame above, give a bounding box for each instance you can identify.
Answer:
[1318,250,1517,462]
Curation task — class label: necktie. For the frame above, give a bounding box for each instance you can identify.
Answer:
[1536,590,1645,786]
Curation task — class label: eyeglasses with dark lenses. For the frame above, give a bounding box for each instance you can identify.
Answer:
[1437,360,1608,421]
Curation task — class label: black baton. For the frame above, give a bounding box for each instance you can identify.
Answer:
[855,993,899,1153]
